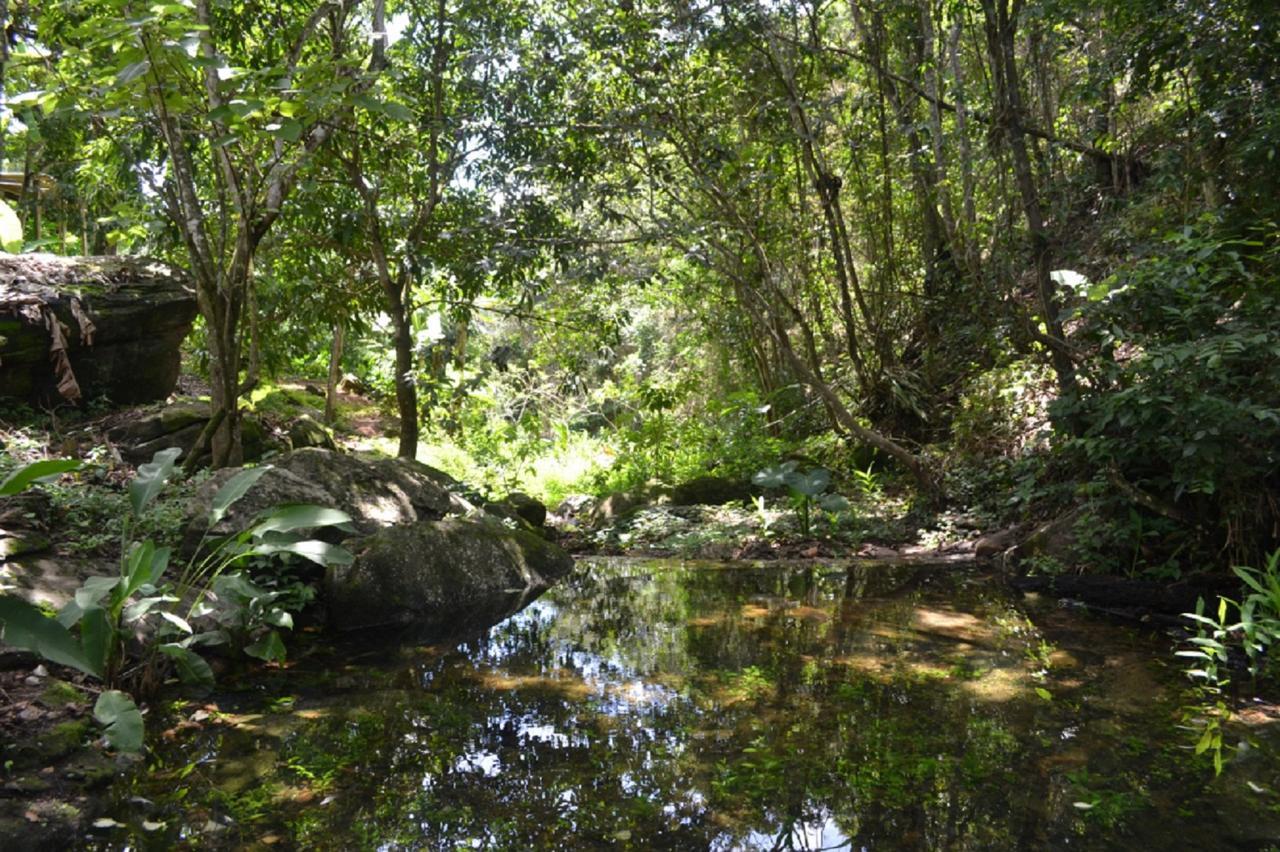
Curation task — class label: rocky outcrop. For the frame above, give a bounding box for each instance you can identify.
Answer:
[484,492,546,529]
[185,447,457,541]
[105,402,281,466]
[184,448,575,637]
[0,254,196,405]
[327,518,574,634]
[288,414,336,451]
[669,475,753,506]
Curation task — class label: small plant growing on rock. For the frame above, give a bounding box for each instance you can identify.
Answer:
[0,450,353,752]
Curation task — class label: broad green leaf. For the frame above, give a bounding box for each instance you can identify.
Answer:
[752,461,797,489]
[78,607,112,677]
[266,119,303,142]
[0,459,81,495]
[75,575,121,611]
[250,538,354,567]
[244,630,286,663]
[818,493,849,513]
[1034,687,1053,701]
[0,596,100,678]
[115,60,152,86]
[121,541,156,598]
[159,643,214,687]
[129,448,182,516]
[263,609,293,629]
[94,690,144,752]
[249,504,352,536]
[158,611,193,634]
[123,594,179,623]
[786,468,830,497]
[208,466,270,525]
[381,100,414,122]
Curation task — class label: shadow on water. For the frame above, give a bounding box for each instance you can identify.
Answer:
[95,558,1280,850]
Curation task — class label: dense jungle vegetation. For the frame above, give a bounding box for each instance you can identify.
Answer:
[1,1,1280,835]
[8,0,1277,573]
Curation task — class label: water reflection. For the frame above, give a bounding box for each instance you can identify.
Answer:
[105,558,1279,850]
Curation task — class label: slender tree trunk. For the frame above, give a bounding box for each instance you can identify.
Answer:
[391,310,418,458]
[981,0,1077,397]
[325,318,344,425]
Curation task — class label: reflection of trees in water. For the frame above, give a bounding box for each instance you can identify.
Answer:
[266,561,1050,849]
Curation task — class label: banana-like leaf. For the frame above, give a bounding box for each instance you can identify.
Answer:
[78,607,112,677]
[208,465,271,525]
[0,459,81,496]
[0,596,101,678]
[249,504,353,536]
[75,575,121,611]
[94,690,144,752]
[250,537,354,567]
[128,447,182,516]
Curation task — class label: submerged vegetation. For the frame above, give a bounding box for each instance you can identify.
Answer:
[1,0,1279,846]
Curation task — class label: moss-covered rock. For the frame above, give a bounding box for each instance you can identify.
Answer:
[288,414,336,451]
[184,448,459,544]
[669,475,753,507]
[326,518,574,634]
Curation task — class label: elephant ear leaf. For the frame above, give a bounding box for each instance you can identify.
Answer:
[787,468,831,497]
[752,461,797,490]
[94,690,144,752]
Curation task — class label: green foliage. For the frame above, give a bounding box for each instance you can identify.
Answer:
[752,461,846,537]
[0,452,353,752]
[0,459,81,496]
[1055,220,1280,568]
[1176,550,1280,775]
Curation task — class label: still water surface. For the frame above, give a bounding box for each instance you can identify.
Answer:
[103,558,1279,849]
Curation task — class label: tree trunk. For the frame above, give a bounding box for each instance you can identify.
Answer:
[391,311,419,459]
[981,0,1077,398]
[325,318,344,425]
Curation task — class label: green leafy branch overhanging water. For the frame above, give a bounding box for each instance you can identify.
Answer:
[1178,549,1280,774]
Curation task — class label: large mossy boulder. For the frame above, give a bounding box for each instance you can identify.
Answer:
[327,518,574,633]
[0,254,196,405]
[669,475,753,506]
[184,447,458,543]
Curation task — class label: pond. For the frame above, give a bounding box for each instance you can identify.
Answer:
[95,557,1279,849]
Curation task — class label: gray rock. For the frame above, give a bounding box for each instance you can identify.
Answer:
[669,475,753,506]
[326,518,574,633]
[0,254,196,405]
[591,490,644,523]
[185,447,458,542]
[288,414,336,451]
[974,526,1022,560]
[499,492,547,528]
[554,494,596,520]
[1006,507,1087,572]
[106,402,282,467]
